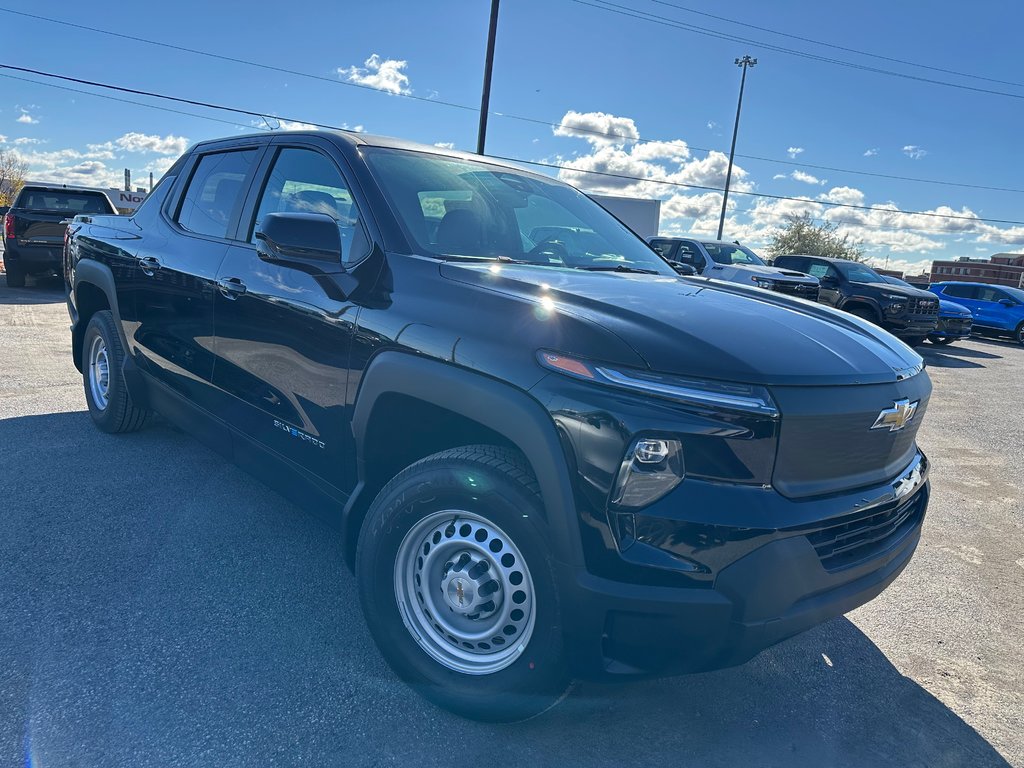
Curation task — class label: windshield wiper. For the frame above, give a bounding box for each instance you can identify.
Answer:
[577,264,660,275]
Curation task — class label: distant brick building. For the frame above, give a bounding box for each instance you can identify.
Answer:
[930,253,1024,288]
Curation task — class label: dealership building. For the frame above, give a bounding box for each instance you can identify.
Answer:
[930,253,1024,288]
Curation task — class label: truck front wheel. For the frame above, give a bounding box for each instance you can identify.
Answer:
[356,445,569,721]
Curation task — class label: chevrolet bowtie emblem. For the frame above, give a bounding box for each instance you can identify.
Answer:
[871,399,919,432]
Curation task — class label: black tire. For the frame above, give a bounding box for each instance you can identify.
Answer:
[82,310,151,433]
[1016,323,1024,346]
[847,306,878,325]
[356,445,569,722]
[929,337,956,346]
[901,336,927,347]
[4,262,26,288]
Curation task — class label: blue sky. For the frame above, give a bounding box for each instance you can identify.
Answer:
[2,0,1022,273]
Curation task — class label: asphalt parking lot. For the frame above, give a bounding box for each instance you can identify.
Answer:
[1,277,1021,767]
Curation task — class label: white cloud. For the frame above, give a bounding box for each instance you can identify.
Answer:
[707,120,717,130]
[113,132,190,155]
[338,53,411,95]
[553,111,639,146]
[787,146,804,158]
[13,137,44,145]
[863,148,879,157]
[791,170,826,185]
[16,112,38,125]
[864,256,933,275]
[902,145,927,160]
[772,173,787,180]
[433,142,455,149]
[277,120,318,131]
[0,134,6,144]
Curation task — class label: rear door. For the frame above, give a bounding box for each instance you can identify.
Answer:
[211,138,372,490]
[677,240,708,274]
[132,144,264,412]
[803,259,842,306]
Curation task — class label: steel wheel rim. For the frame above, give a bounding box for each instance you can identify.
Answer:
[88,334,111,410]
[394,510,537,675]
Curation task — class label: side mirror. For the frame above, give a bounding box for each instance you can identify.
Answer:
[255,212,342,269]
[672,262,697,276]
[999,298,1016,307]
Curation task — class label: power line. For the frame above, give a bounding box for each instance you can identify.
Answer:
[495,156,1024,226]
[0,7,476,114]
[5,63,1023,228]
[574,0,1024,101]
[3,7,1021,194]
[0,72,268,132]
[645,0,1024,90]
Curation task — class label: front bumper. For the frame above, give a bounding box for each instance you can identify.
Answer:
[885,316,938,337]
[929,317,973,340]
[559,453,928,678]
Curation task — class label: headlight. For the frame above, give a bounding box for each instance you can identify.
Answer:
[611,436,685,509]
[886,303,905,314]
[537,351,779,417]
[751,276,775,289]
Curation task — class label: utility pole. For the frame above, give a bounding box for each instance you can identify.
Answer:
[476,0,500,155]
[717,55,757,240]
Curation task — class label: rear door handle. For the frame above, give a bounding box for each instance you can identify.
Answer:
[137,255,162,275]
[217,277,247,299]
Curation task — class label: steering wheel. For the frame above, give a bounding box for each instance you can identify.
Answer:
[528,238,570,263]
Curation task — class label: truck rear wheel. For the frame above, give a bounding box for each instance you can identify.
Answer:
[82,310,151,433]
[356,445,569,721]
[4,262,25,288]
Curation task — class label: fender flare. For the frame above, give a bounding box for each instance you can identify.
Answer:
[343,351,583,568]
[839,296,882,321]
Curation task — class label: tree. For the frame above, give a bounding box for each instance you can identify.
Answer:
[766,214,865,262]
[0,148,28,207]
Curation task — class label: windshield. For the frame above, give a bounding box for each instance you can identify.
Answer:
[363,148,676,275]
[880,275,913,289]
[700,242,766,266]
[835,260,884,284]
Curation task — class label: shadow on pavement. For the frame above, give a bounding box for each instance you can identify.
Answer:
[0,411,1011,768]
[0,274,65,305]
[919,346,987,369]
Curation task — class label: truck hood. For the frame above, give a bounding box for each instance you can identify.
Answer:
[859,281,938,301]
[714,262,818,283]
[440,263,922,386]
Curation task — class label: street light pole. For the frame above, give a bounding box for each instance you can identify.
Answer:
[476,0,501,155]
[717,55,757,241]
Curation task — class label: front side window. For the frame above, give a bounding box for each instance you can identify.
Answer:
[176,149,258,239]
[363,147,675,275]
[251,147,369,264]
[835,261,883,284]
[701,242,765,266]
[977,286,1008,303]
[941,284,978,299]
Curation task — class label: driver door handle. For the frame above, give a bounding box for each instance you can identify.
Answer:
[137,255,162,275]
[217,277,247,299]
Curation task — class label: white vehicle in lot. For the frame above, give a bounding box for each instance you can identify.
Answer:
[648,237,820,301]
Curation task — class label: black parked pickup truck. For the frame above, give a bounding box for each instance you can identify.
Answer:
[772,255,939,345]
[4,184,118,287]
[65,131,931,721]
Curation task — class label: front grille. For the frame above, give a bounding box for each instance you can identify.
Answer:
[908,298,939,316]
[939,317,972,332]
[772,282,819,300]
[806,489,927,571]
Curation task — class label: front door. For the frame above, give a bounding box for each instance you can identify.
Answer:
[805,260,842,306]
[132,146,262,412]
[211,143,371,489]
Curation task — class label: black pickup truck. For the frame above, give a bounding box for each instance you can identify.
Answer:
[772,255,939,345]
[65,131,931,721]
[3,184,117,287]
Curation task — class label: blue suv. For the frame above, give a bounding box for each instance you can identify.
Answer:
[929,281,1024,345]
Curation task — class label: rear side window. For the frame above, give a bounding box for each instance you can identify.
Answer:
[676,241,706,267]
[806,262,834,279]
[775,256,803,271]
[16,189,113,214]
[176,149,258,239]
[942,284,979,300]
